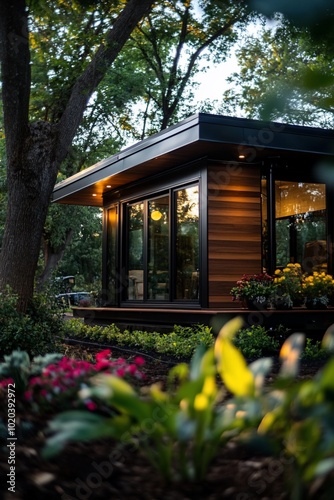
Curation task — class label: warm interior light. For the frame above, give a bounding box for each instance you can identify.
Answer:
[92,193,97,197]
[238,154,246,159]
[106,185,111,188]
[151,210,162,221]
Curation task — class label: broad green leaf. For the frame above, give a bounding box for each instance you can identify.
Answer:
[89,374,150,420]
[215,316,244,342]
[216,338,255,397]
[43,411,117,458]
[317,358,334,390]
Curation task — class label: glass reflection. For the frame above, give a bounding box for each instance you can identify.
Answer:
[175,185,199,300]
[275,181,327,272]
[148,196,169,300]
[127,202,144,300]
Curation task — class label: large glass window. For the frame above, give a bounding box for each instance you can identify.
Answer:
[125,184,199,302]
[262,179,327,273]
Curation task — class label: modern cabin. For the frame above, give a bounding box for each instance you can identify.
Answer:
[52,113,334,333]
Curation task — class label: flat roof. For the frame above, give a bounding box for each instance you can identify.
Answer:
[52,113,334,206]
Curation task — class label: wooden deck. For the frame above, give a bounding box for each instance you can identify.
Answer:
[71,306,334,339]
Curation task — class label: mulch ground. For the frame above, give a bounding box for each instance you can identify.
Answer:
[0,343,329,500]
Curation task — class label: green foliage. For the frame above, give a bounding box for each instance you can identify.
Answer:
[230,273,275,302]
[44,318,246,481]
[301,338,329,362]
[0,288,64,357]
[45,317,334,495]
[221,15,334,127]
[0,349,145,416]
[234,325,280,358]
[62,319,214,359]
[0,350,63,396]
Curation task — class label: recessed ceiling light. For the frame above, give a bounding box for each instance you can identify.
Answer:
[239,154,246,159]
[92,193,97,197]
[106,185,111,188]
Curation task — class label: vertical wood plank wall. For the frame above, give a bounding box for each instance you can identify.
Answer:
[207,163,262,308]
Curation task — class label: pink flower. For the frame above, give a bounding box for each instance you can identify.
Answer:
[126,364,137,375]
[30,377,42,386]
[116,368,125,377]
[85,400,97,411]
[0,378,14,388]
[95,349,111,362]
[95,360,111,371]
[24,391,32,400]
[134,356,145,366]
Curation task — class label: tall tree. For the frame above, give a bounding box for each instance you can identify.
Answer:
[233,0,334,124]
[0,0,154,310]
[220,17,334,126]
[124,0,252,136]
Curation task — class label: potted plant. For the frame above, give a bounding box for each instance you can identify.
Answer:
[230,273,274,310]
[273,263,303,308]
[302,271,334,309]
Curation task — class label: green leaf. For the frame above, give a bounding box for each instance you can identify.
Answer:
[301,68,334,89]
[43,411,117,458]
[217,338,255,397]
[89,375,150,420]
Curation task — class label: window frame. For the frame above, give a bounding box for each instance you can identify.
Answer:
[122,181,200,305]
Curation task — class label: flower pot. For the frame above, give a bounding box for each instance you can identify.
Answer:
[273,300,293,310]
[305,298,328,310]
[292,298,305,308]
[245,298,269,310]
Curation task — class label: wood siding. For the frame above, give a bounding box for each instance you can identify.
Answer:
[207,163,262,308]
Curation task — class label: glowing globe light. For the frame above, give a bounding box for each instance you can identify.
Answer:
[151,210,162,221]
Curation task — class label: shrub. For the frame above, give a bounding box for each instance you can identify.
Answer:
[62,319,214,359]
[234,325,280,359]
[0,288,64,356]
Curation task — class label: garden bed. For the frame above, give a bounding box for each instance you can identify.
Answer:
[0,343,327,500]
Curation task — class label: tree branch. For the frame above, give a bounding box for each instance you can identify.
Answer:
[57,0,154,163]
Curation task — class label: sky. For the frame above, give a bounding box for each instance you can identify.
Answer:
[193,54,239,102]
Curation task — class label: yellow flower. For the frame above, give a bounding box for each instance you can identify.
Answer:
[274,269,281,275]
[283,268,291,273]
[202,376,216,397]
[194,393,209,411]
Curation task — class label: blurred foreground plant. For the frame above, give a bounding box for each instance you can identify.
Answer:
[0,349,145,413]
[44,317,334,496]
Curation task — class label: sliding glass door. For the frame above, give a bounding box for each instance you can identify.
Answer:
[125,184,199,302]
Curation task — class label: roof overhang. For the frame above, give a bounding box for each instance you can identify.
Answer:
[52,113,334,207]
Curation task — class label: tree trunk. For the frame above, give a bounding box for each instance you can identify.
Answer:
[0,0,155,311]
[37,228,74,292]
[0,122,58,311]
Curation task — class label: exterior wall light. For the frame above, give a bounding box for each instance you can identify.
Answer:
[151,210,162,221]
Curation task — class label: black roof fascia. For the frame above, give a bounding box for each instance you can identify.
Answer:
[52,113,334,203]
[52,114,200,202]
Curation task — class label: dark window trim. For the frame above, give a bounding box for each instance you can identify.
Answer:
[261,161,332,275]
[103,159,208,308]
